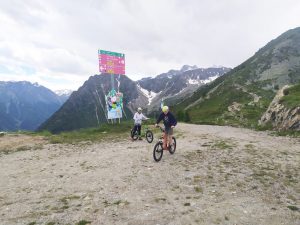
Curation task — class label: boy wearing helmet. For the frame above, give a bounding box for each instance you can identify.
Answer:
[155,106,177,149]
[132,107,149,140]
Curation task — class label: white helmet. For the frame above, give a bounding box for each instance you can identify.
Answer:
[138,107,142,112]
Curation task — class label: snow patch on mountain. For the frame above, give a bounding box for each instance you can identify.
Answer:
[187,74,219,85]
[188,79,200,85]
[201,75,219,84]
[55,89,73,96]
[138,85,158,105]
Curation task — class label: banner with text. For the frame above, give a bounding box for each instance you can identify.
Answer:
[98,50,125,75]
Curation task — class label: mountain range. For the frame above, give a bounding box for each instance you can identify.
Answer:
[39,66,229,133]
[174,27,300,130]
[2,27,299,133]
[0,81,70,131]
[40,27,300,132]
[55,89,73,103]
[138,66,230,113]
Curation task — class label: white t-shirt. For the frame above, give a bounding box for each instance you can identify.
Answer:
[133,112,148,125]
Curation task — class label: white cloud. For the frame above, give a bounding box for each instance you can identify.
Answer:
[0,0,300,91]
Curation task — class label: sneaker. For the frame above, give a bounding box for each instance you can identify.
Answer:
[138,137,143,140]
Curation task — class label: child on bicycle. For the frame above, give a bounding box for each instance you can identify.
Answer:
[132,107,149,140]
[155,105,177,149]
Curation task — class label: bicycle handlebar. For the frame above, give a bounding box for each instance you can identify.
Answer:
[155,125,176,131]
[156,125,165,132]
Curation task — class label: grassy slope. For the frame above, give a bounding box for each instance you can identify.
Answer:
[174,61,275,128]
[280,83,300,109]
[32,121,132,144]
[187,81,274,128]
[34,119,157,144]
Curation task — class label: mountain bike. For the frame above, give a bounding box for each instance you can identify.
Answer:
[153,126,176,162]
[131,124,154,143]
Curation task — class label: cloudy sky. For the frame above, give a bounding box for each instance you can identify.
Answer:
[0,0,299,91]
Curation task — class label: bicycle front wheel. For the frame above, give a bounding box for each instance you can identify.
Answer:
[146,130,154,143]
[153,142,163,162]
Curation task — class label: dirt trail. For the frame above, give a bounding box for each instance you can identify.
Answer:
[234,84,261,103]
[0,124,299,225]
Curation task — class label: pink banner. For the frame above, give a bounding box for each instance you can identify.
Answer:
[98,50,125,75]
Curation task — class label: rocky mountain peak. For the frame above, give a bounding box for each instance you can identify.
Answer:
[180,65,198,72]
[38,74,148,133]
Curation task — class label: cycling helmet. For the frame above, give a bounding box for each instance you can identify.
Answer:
[138,107,142,111]
[162,105,169,113]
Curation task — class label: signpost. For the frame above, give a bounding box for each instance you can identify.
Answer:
[98,50,125,123]
[98,50,125,75]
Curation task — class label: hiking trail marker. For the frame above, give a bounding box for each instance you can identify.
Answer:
[98,50,125,122]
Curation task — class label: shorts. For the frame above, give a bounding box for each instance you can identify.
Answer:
[165,127,173,135]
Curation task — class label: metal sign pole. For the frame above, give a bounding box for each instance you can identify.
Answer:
[111,73,115,91]
[111,73,115,124]
[118,73,121,124]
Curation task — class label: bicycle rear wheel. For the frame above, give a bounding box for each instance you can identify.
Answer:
[131,129,138,140]
[169,137,176,154]
[146,130,154,143]
[153,142,163,162]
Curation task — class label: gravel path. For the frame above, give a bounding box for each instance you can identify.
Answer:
[0,124,299,225]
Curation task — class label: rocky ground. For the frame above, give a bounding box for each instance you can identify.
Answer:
[0,124,299,225]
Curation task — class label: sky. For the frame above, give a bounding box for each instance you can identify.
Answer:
[0,0,300,91]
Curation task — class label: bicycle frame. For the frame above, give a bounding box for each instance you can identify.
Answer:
[132,124,149,136]
[156,126,171,150]
[131,124,154,143]
[153,126,176,162]
[141,125,150,136]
